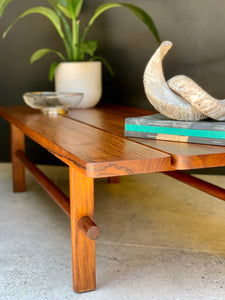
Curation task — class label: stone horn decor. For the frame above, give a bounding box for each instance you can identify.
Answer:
[143,41,225,121]
[168,75,225,121]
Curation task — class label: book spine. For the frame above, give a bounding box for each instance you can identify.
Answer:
[125,124,225,139]
[124,131,225,146]
[125,117,225,132]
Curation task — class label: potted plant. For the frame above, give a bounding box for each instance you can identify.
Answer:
[0,0,161,108]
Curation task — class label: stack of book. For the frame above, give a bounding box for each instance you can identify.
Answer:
[124,113,225,146]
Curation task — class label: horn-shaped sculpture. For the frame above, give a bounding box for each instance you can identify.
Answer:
[143,41,206,121]
[168,75,225,121]
[144,41,225,121]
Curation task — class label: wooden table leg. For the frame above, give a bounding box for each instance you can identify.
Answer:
[11,124,26,192]
[69,167,96,293]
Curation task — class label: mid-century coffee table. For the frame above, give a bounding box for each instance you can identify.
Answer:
[1,104,225,293]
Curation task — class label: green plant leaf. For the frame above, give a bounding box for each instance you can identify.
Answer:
[69,0,83,17]
[68,0,76,15]
[0,0,14,17]
[57,3,72,18]
[74,0,83,17]
[2,6,65,40]
[48,0,73,60]
[49,61,60,81]
[90,55,114,77]
[30,48,66,64]
[79,40,98,56]
[57,0,83,19]
[81,2,161,44]
[88,3,121,26]
[120,4,161,43]
[55,0,70,10]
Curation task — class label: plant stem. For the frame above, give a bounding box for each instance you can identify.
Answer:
[72,18,79,60]
[80,24,90,44]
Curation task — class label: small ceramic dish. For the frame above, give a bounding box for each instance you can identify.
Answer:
[23,92,83,115]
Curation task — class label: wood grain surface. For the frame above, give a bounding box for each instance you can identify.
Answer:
[3,105,225,172]
[66,106,225,170]
[70,167,96,292]
[0,106,170,177]
[10,124,26,192]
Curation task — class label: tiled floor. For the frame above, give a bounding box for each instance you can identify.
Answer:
[1,163,225,299]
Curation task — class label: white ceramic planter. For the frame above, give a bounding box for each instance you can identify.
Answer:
[54,61,102,108]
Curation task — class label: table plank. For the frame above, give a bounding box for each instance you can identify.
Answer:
[0,106,171,177]
[66,105,225,170]
[66,105,152,136]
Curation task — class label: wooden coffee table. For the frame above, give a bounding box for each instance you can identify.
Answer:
[1,104,225,293]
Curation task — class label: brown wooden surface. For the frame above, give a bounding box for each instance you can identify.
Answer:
[69,167,96,293]
[10,124,26,192]
[131,138,225,170]
[2,104,225,294]
[66,106,225,170]
[0,106,171,177]
[66,105,151,136]
[78,216,101,240]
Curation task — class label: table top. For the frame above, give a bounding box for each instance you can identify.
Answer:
[1,105,225,177]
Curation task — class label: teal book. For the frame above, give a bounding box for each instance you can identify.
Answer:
[124,114,225,146]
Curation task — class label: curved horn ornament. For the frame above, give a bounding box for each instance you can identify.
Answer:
[143,41,207,121]
[168,75,225,121]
